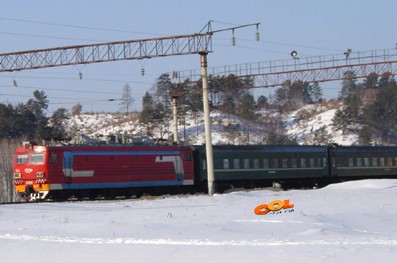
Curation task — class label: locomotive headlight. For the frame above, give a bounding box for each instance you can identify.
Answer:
[36,171,45,177]
[14,173,21,179]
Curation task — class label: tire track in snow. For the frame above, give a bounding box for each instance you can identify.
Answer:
[1,234,397,246]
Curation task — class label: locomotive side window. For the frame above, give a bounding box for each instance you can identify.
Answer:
[364,158,369,167]
[253,159,259,169]
[356,158,362,167]
[372,158,378,167]
[387,158,393,166]
[50,153,59,164]
[380,158,385,166]
[223,159,230,169]
[244,159,250,169]
[323,158,327,168]
[16,154,28,164]
[348,158,354,167]
[234,159,240,169]
[30,154,44,164]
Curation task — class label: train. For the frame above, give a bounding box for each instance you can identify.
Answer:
[13,142,397,201]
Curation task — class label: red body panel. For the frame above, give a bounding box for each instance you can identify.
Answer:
[14,144,195,195]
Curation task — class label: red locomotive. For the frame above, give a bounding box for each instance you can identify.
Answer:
[13,143,195,200]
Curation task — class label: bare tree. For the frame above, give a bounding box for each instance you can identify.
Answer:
[120,83,134,115]
[0,139,19,203]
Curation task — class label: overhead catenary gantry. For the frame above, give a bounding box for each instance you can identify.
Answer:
[172,48,397,88]
[0,33,213,72]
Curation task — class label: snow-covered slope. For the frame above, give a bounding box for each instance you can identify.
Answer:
[64,102,358,145]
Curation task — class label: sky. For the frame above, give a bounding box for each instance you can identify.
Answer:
[1,179,397,262]
[0,0,396,113]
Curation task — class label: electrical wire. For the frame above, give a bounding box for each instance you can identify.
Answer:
[0,16,161,36]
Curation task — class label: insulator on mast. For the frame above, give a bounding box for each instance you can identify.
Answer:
[231,29,236,46]
[141,67,145,76]
[78,72,83,80]
[13,79,17,87]
[256,24,260,41]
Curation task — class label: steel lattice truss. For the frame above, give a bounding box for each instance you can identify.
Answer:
[173,49,397,87]
[0,33,212,72]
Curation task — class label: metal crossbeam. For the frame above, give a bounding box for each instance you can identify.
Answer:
[0,33,212,72]
[172,49,397,87]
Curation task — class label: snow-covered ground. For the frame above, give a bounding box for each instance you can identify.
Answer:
[1,179,397,263]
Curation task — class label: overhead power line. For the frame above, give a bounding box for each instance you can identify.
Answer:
[0,16,160,36]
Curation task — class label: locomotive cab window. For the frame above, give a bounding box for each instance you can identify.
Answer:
[30,154,44,164]
[16,154,28,164]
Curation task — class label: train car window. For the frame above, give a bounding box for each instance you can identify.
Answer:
[16,154,28,164]
[291,159,297,168]
[234,159,240,169]
[244,159,250,169]
[272,159,279,168]
[317,158,322,167]
[223,159,230,169]
[301,158,306,168]
[282,159,288,168]
[323,158,327,168]
[372,158,378,167]
[348,158,354,167]
[84,156,89,161]
[364,158,369,167]
[110,155,115,161]
[30,154,44,164]
[387,158,393,166]
[202,159,206,170]
[380,158,385,166]
[50,153,59,164]
[254,159,259,169]
[395,158,397,166]
[263,159,269,169]
[309,158,315,168]
[356,158,362,167]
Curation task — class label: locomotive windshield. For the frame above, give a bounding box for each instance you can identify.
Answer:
[16,153,45,164]
[30,154,44,164]
[16,154,28,164]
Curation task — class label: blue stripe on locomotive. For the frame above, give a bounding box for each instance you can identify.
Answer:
[62,150,181,169]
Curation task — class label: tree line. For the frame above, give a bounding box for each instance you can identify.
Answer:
[333,72,397,145]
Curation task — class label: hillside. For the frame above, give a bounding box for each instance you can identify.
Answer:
[63,100,357,146]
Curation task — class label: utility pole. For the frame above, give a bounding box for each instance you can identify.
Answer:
[200,52,215,195]
[171,94,178,144]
